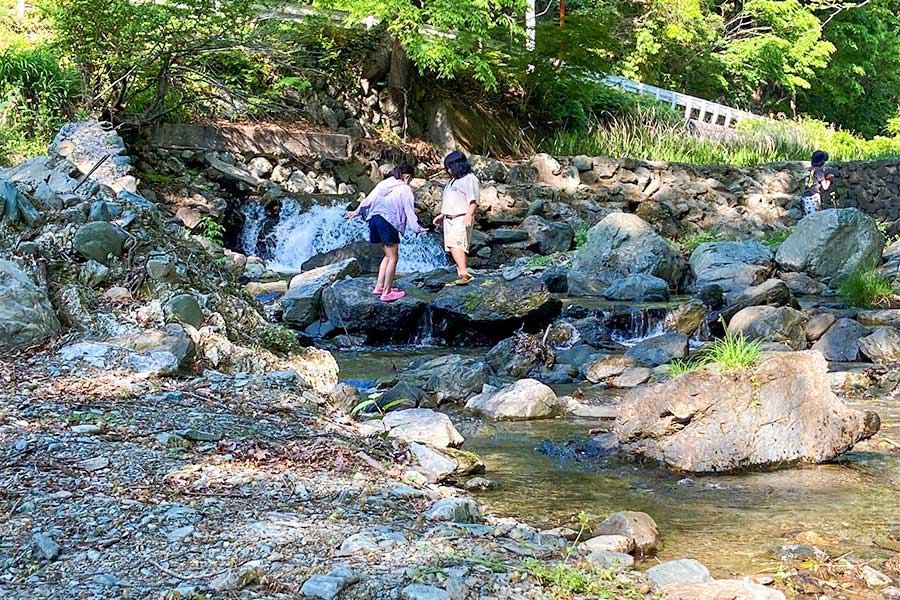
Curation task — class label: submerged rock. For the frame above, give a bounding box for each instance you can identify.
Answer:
[568,212,685,296]
[615,351,879,472]
[0,259,61,350]
[465,379,562,421]
[776,208,882,282]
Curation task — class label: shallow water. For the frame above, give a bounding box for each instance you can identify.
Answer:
[337,346,900,577]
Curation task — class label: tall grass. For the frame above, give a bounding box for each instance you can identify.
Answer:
[838,265,895,308]
[541,108,900,167]
[702,332,763,370]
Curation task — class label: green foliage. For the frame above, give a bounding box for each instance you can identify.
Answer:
[574,226,590,248]
[257,325,301,355]
[761,227,794,250]
[838,264,895,308]
[876,219,900,249]
[350,391,407,418]
[677,230,719,254]
[196,217,225,246]
[0,45,77,165]
[521,560,644,599]
[701,331,763,371]
[668,358,705,378]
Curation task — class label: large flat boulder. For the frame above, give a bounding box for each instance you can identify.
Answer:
[430,276,561,343]
[811,318,871,362]
[690,241,773,294]
[625,332,689,366]
[465,379,562,421]
[568,213,685,296]
[661,580,785,600]
[614,351,879,472]
[398,354,489,404]
[322,278,427,342]
[381,409,464,448]
[0,259,61,350]
[281,259,360,327]
[776,208,882,282]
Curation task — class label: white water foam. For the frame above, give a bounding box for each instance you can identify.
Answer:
[239,198,448,274]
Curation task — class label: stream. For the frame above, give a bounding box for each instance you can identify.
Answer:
[337,345,900,578]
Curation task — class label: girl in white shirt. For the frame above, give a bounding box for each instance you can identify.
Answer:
[433,151,480,285]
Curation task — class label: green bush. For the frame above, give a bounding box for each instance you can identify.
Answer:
[677,230,719,255]
[838,265,895,308]
[761,227,794,250]
[574,226,590,248]
[701,331,763,370]
[257,325,300,355]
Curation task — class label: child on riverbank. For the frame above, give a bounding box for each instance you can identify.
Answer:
[433,151,480,285]
[801,150,835,215]
[345,164,427,302]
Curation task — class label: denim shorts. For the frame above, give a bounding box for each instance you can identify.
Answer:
[368,214,400,245]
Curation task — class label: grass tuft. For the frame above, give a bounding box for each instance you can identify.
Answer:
[522,560,644,599]
[761,227,793,250]
[677,230,720,255]
[701,331,763,370]
[668,359,705,378]
[838,265,895,308]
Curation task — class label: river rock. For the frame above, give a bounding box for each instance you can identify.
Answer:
[485,335,554,379]
[857,309,900,327]
[776,208,882,282]
[610,367,652,388]
[430,276,561,343]
[592,511,660,557]
[164,294,204,327]
[661,580,785,600]
[323,277,427,342]
[281,259,360,328]
[584,355,633,383]
[521,215,574,254]
[0,259,61,351]
[465,379,562,420]
[73,221,124,264]
[725,278,795,315]
[804,313,836,341]
[424,497,482,523]
[568,212,685,296]
[400,584,450,600]
[400,354,489,404]
[646,559,711,588]
[111,324,196,375]
[614,351,880,472]
[779,271,827,296]
[727,305,807,350]
[381,408,464,448]
[859,327,900,363]
[603,273,671,301]
[300,565,360,600]
[811,318,871,362]
[690,241,773,294]
[625,332,689,366]
[668,300,708,335]
[578,534,633,554]
[302,240,382,273]
[584,551,634,571]
[408,443,457,483]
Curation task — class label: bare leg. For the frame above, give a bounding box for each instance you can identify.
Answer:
[449,247,469,278]
[382,244,399,294]
[375,254,389,292]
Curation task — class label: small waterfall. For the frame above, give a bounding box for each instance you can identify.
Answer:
[607,307,668,346]
[238,198,447,274]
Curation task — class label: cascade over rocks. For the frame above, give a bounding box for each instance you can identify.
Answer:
[776,208,883,281]
[690,241,774,294]
[430,275,561,343]
[0,259,61,350]
[614,351,879,472]
[568,212,686,297]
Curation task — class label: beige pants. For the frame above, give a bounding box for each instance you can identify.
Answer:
[443,215,473,253]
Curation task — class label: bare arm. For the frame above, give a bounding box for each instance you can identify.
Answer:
[346,184,380,219]
[401,189,427,234]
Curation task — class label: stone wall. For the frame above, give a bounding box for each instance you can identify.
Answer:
[830,159,900,219]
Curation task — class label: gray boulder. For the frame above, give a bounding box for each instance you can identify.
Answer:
[725,278,795,312]
[111,324,195,375]
[727,306,807,350]
[804,313,836,342]
[0,259,61,350]
[776,208,882,282]
[690,241,773,294]
[811,318,871,362]
[521,215,574,254]
[281,259,360,328]
[73,222,124,264]
[625,332,689,367]
[399,354,489,404]
[614,351,880,472]
[568,212,685,296]
[592,511,660,557]
[603,273,670,301]
[661,581,785,600]
[381,408,464,448]
[465,379,562,421]
[323,278,427,342]
[585,551,634,571]
[164,294,204,327]
[859,327,900,363]
[646,559,711,588]
[780,271,827,296]
[424,497,482,524]
[485,334,554,379]
[431,276,561,343]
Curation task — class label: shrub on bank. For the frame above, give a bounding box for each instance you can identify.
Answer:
[838,265,896,309]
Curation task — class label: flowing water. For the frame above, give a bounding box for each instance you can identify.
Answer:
[239,200,447,274]
[337,345,900,578]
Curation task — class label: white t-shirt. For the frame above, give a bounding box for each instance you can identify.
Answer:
[441,173,480,216]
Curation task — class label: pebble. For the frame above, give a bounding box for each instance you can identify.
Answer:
[77,456,110,472]
[863,565,893,587]
[32,532,61,560]
[401,583,451,600]
[70,424,102,434]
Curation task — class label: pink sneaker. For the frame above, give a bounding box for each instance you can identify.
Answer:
[373,288,399,295]
[380,289,406,302]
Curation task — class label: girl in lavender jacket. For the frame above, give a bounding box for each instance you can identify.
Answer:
[345,164,427,302]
